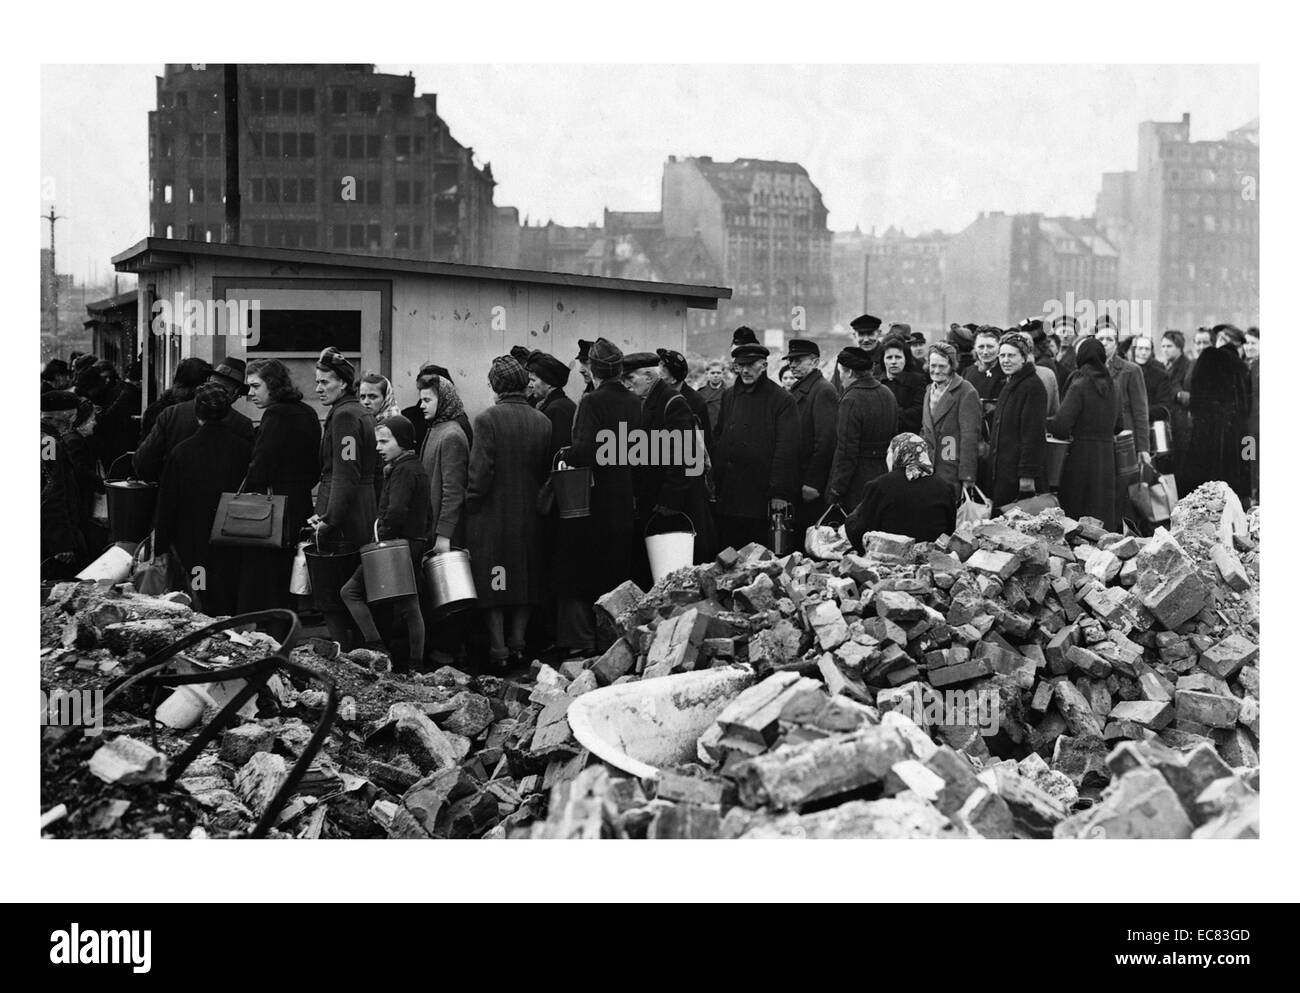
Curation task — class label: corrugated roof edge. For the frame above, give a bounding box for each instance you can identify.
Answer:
[111,238,732,306]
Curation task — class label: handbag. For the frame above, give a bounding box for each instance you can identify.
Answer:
[130,532,186,596]
[210,479,287,549]
[804,504,850,561]
[1151,473,1178,522]
[998,493,1060,516]
[956,484,993,527]
[1129,463,1175,524]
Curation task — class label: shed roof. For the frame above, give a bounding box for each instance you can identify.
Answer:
[112,238,732,308]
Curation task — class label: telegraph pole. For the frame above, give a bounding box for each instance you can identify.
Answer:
[223,64,241,243]
[42,206,64,339]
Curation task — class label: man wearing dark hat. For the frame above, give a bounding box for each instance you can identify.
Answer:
[40,391,89,576]
[1052,314,1081,380]
[153,382,253,615]
[575,339,595,395]
[784,338,838,532]
[554,338,644,654]
[907,330,929,365]
[134,356,254,481]
[731,326,760,349]
[826,346,898,511]
[832,314,884,395]
[526,351,577,458]
[656,348,712,454]
[713,341,800,551]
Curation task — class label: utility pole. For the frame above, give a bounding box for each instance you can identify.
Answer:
[42,206,64,340]
[223,64,241,243]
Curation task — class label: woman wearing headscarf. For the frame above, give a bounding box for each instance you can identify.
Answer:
[1046,338,1124,530]
[920,342,982,500]
[465,355,553,669]
[359,373,401,503]
[988,331,1049,509]
[240,358,322,612]
[844,433,956,550]
[307,347,378,648]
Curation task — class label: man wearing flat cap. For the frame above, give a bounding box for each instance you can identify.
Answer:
[783,338,838,532]
[133,356,255,482]
[525,351,577,459]
[832,313,883,396]
[555,338,644,655]
[827,345,898,511]
[713,341,801,552]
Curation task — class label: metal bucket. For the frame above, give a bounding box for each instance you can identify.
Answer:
[360,535,417,604]
[304,536,360,611]
[422,549,478,618]
[645,512,696,584]
[1114,430,1138,480]
[1151,420,1172,455]
[104,453,156,544]
[1045,436,1071,489]
[551,453,592,519]
[768,509,798,556]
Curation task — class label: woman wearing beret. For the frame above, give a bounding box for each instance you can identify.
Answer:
[987,332,1048,509]
[308,347,378,648]
[465,356,553,669]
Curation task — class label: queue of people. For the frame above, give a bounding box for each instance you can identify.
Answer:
[39,312,1258,674]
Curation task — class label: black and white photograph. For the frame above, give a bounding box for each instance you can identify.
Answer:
[9,0,1294,954]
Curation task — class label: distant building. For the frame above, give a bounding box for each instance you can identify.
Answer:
[831,229,868,332]
[1094,112,1259,332]
[148,64,500,264]
[661,156,833,350]
[41,248,100,363]
[942,212,1117,328]
[865,227,949,334]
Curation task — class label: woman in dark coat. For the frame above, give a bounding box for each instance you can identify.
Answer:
[1161,331,1194,478]
[1046,338,1123,531]
[921,342,982,500]
[465,355,553,668]
[988,332,1048,509]
[878,336,929,434]
[1181,344,1251,505]
[308,347,378,648]
[60,397,107,556]
[154,385,252,616]
[239,359,322,612]
[845,433,956,550]
[827,347,898,512]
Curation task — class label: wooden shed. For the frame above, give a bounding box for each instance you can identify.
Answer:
[112,238,731,420]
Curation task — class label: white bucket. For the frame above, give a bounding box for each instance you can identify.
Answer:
[155,684,217,730]
[76,543,137,583]
[646,515,696,585]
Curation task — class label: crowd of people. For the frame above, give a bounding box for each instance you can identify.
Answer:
[39,311,1258,675]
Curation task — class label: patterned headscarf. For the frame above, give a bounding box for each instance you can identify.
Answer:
[998,331,1032,360]
[424,373,466,425]
[887,432,935,481]
[488,355,529,396]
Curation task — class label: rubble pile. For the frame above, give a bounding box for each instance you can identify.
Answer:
[40,481,1259,840]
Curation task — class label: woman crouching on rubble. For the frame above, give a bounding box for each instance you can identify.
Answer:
[845,432,956,551]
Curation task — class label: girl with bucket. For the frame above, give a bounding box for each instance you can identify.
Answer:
[307,348,378,649]
[359,372,403,505]
[1047,338,1124,531]
[339,416,430,674]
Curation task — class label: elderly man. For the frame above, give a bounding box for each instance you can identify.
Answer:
[713,341,801,552]
[826,345,898,512]
[133,358,254,482]
[832,313,883,395]
[783,338,838,532]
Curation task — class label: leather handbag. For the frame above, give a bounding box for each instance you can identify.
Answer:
[210,480,287,548]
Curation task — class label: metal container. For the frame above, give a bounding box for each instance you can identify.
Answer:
[1114,430,1139,480]
[104,453,157,545]
[304,537,360,611]
[1045,436,1071,489]
[1151,420,1172,455]
[645,511,696,584]
[422,549,478,618]
[360,534,417,604]
[551,463,593,519]
[768,509,797,556]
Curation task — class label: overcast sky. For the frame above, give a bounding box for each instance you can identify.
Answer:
[41,64,1258,286]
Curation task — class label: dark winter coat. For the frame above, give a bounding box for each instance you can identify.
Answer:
[1108,354,1151,456]
[695,381,725,434]
[680,382,714,455]
[652,389,718,564]
[921,377,982,496]
[1182,346,1251,504]
[464,395,552,606]
[134,398,254,482]
[881,370,928,435]
[988,363,1048,509]
[789,368,839,496]
[60,429,103,550]
[1165,352,1193,452]
[1137,359,1173,422]
[537,388,577,461]
[826,373,898,511]
[845,468,956,550]
[558,379,644,601]
[1047,373,1124,531]
[41,423,86,570]
[154,419,252,616]
[376,450,431,544]
[315,395,378,549]
[714,374,801,520]
[634,378,675,517]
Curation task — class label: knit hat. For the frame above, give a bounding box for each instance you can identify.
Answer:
[194,382,233,421]
[947,324,975,352]
[588,338,624,379]
[998,331,1032,360]
[527,352,571,389]
[837,346,874,371]
[317,347,357,388]
[488,355,529,395]
[510,345,536,364]
[380,414,417,450]
[656,348,689,381]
